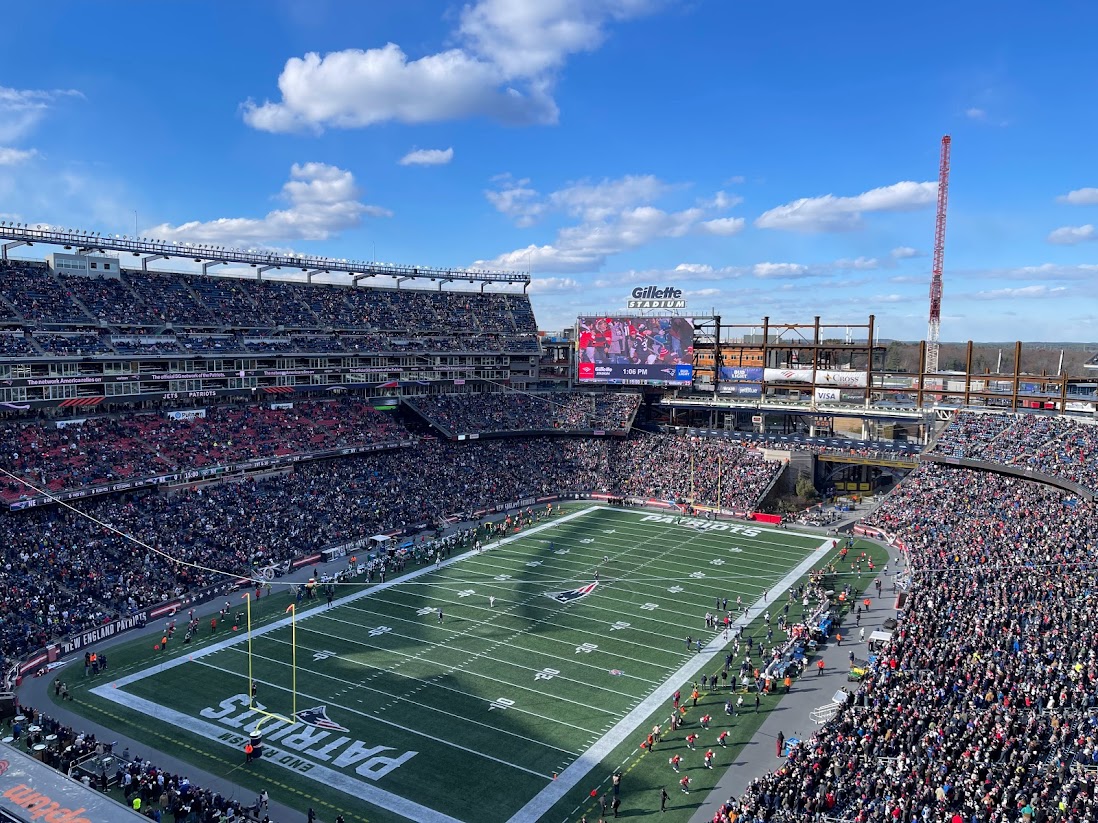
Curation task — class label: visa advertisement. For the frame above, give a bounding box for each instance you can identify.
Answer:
[577,316,694,385]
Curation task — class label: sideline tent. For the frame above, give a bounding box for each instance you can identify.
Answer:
[369,535,393,557]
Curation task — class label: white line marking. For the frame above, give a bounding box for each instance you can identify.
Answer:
[505,536,837,823]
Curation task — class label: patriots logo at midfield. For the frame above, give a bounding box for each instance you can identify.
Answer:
[546,582,598,603]
[294,706,349,732]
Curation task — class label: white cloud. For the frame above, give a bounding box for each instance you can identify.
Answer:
[0,147,37,166]
[704,190,742,210]
[553,204,702,257]
[872,293,908,303]
[399,147,454,166]
[1047,224,1096,245]
[1057,188,1098,206]
[485,176,547,227]
[698,217,745,236]
[548,175,672,220]
[966,262,1098,281]
[242,46,551,132]
[890,246,920,259]
[965,107,987,120]
[479,243,604,272]
[755,181,938,232]
[478,174,738,272]
[0,85,83,143]
[834,256,880,270]
[972,285,1069,300]
[243,1,661,132]
[145,162,390,246]
[527,275,580,293]
[752,262,811,279]
[460,0,661,77]
[674,263,717,276]
[724,175,746,185]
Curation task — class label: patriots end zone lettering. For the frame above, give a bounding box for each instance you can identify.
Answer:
[639,513,762,537]
[201,694,415,779]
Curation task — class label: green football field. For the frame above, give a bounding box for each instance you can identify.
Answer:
[77,506,865,823]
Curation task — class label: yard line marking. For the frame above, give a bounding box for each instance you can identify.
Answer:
[506,535,839,823]
[192,653,578,764]
[253,625,623,720]
[343,597,686,662]
[295,614,645,699]
[104,506,603,691]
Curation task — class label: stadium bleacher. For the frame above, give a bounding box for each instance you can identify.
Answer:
[7,252,1098,823]
[0,261,538,355]
[0,432,780,667]
[721,462,1098,822]
[931,410,1098,492]
[408,391,641,434]
[0,399,409,503]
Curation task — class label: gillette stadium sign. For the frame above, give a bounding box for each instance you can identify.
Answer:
[628,286,686,309]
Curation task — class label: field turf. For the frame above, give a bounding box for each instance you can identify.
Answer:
[62,506,885,823]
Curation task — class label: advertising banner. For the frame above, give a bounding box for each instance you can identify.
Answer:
[814,387,841,403]
[719,366,764,382]
[718,384,762,397]
[764,368,868,388]
[577,316,694,385]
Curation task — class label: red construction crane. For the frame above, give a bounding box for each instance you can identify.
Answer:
[926,135,951,373]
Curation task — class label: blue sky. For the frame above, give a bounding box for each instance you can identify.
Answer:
[1,0,1096,341]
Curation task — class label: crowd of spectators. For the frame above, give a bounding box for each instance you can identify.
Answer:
[8,703,264,823]
[720,462,1098,823]
[32,333,113,356]
[0,263,87,323]
[0,262,537,338]
[930,411,1098,493]
[409,391,642,434]
[0,332,34,356]
[0,432,779,667]
[611,433,781,512]
[0,399,410,503]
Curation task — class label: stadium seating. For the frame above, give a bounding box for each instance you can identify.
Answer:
[408,391,641,434]
[720,462,1098,822]
[0,261,538,351]
[930,410,1098,492]
[0,399,409,503]
[0,432,780,666]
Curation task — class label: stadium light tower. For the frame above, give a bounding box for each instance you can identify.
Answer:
[926,134,951,374]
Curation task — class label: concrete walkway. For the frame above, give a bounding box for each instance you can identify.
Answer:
[13,553,352,823]
[688,540,902,823]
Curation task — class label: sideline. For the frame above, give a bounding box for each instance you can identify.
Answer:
[101,506,600,689]
[506,533,838,823]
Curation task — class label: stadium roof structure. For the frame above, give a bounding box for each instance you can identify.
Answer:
[1086,352,1098,371]
[0,223,531,289]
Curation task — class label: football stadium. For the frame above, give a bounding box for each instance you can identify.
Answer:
[2,5,1098,823]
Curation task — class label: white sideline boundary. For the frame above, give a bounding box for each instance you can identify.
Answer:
[91,506,601,821]
[505,534,837,823]
[100,504,601,690]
